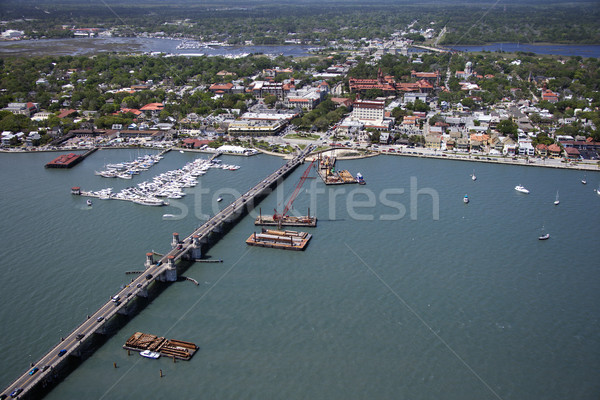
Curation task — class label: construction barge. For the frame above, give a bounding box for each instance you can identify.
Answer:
[316,154,358,185]
[45,148,97,168]
[123,332,199,360]
[246,229,312,251]
[255,208,317,227]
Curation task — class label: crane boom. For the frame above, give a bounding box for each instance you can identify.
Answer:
[274,160,314,220]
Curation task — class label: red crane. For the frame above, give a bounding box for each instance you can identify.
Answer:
[273,160,315,221]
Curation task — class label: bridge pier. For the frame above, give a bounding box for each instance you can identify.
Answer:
[145,252,154,268]
[171,232,180,248]
[190,235,202,260]
[162,255,178,282]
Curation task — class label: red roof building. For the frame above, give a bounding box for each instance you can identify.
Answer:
[140,103,164,112]
[57,109,77,118]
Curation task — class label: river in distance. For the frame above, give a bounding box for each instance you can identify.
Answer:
[2,37,600,58]
[0,149,599,399]
[0,37,317,58]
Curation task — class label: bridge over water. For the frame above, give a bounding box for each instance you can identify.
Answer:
[2,145,315,400]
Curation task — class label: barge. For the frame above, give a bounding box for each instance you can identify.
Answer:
[246,229,312,251]
[123,332,198,360]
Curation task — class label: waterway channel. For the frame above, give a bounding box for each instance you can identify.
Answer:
[0,149,599,399]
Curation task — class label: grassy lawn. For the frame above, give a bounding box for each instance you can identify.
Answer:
[285,133,321,141]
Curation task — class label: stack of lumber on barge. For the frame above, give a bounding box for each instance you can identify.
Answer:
[246,229,312,251]
[123,332,198,360]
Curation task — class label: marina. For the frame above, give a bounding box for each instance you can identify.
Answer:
[94,150,167,179]
[73,154,241,207]
[123,332,198,361]
[246,229,312,251]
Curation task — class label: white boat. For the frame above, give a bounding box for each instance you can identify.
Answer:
[471,170,476,181]
[581,176,587,184]
[179,150,184,153]
[133,198,166,206]
[140,350,160,359]
[554,191,559,205]
[162,214,176,220]
[217,197,223,202]
[356,172,365,185]
[515,185,529,194]
[86,199,93,206]
[538,233,550,240]
[463,194,469,203]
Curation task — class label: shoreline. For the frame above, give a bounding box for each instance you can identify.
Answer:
[2,146,598,171]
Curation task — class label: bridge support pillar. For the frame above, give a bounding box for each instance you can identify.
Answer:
[145,252,154,268]
[164,255,177,282]
[191,235,202,260]
[171,232,180,248]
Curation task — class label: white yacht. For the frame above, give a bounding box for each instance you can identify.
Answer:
[515,185,530,194]
[140,350,160,359]
[463,194,469,203]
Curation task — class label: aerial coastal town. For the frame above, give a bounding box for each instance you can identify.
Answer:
[1,20,599,171]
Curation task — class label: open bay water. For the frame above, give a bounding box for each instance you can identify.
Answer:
[0,150,599,399]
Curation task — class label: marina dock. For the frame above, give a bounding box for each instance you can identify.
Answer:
[246,229,312,251]
[123,332,198,360]
[2,145,315,400]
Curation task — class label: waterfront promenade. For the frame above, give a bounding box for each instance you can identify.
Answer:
[1,145,314,400]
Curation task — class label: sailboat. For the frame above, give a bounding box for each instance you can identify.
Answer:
[471,170,476,181]
[554,191,560,205]
[538,226,550,240]
[581,175,587,184]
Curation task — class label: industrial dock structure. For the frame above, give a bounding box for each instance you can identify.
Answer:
[246,229,312,251]
[123,332,198,361]
[316,153,358,185]
[45,148,97,168]
[2,145,315,400]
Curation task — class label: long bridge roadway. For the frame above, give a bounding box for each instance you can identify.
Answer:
[2,145,315,400]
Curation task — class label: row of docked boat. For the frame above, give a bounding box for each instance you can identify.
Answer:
[85,157,241,206]
[94,154,163,179]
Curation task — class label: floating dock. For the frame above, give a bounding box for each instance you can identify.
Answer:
[45,148,97,168]
[246,229,312,251]
[123,332,198,360]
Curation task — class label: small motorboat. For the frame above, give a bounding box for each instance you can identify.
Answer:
[515,185,529,194]
[217,197,223,202]
[463,194,469,204]
[581,176,587,184]
[140,350,160,359]
[538,233,550,240]
[86,199,93,206]
[179,150,184,154]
